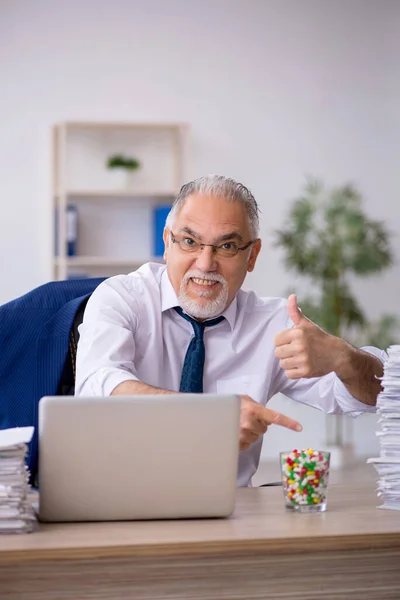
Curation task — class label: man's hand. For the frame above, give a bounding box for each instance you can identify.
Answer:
[274,294,344,379]
[274,294,383,406]
[240,395,302,451]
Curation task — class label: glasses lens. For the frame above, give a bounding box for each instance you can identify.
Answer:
[179,239,199,252]
[216,246,238,258]
[172,233,245,257]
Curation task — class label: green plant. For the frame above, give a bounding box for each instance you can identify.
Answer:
[106,153,141,171]
[275,177,398,348]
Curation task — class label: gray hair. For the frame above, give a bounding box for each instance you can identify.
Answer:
[165,175,260,238]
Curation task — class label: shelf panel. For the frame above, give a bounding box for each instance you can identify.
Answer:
[55,257,162,268]
[56,190,176,199]
[60,121,189,130]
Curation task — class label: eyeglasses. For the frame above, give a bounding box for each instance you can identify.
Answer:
[170,231,257,258]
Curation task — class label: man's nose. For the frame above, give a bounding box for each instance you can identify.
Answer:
[195,245,217,271]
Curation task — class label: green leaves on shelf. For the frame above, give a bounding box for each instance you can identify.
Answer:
[106,154,141,171]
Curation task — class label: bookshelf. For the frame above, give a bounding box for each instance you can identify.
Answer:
[52,121,189,280]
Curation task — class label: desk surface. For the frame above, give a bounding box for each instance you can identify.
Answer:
[2,482,400,563]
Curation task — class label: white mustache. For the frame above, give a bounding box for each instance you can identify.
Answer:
[183,270,227,285]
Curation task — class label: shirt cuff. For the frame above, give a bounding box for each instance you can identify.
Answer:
[333,346,387,415]
[85,369,140,396]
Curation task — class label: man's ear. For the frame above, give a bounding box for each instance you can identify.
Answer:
[162,227,169,261]
[247,239,262,272]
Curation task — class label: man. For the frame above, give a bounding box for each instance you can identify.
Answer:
[75,175,385,486]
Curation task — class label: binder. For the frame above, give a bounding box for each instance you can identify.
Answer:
[153,206,170,258]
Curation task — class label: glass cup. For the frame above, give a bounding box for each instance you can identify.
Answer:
[280,449,331,513]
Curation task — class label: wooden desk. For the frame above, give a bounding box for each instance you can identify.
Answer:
[1,483,400,599]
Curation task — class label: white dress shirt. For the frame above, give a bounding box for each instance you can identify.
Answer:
[75,262,385,486]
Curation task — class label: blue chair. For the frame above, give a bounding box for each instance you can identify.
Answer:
[0,277,105,483]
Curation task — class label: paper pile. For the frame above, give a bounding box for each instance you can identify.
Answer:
[368,345,400,510]
[0,427,37,533]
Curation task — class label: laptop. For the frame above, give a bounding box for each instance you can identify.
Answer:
[38,394,240,522]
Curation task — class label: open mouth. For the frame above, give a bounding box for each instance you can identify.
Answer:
[190,277,220,289]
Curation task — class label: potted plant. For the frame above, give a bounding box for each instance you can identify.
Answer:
[275,177,398,454]
[106,153,141,188]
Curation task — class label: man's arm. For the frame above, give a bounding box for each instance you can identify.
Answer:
[112,383,302,450]
[329,340,383,406]
[274,294,384,408]
[111,380,175,396]
[75,277,143,397]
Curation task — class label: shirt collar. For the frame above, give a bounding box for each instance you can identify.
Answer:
[161,267,237,330]
[221,294,237,330]
[161,267,180,312]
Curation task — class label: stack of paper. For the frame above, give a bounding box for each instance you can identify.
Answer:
[0,427,37,533]
[368,345,400,510]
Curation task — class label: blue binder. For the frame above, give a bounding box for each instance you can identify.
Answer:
[153,206,171,257]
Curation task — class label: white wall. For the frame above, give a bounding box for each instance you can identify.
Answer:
[1,0,399,458]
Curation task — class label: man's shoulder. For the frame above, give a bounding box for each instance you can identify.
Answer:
[106,262,165,288]
[239,288,287,311]
[237,288,289,323]
[101,262,165,292]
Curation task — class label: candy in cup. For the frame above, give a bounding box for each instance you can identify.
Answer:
[280,449,331,513]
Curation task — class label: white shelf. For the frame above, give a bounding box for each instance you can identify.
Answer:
[55,257,161,268]
[56,190,176,199]
[52,120,188,280]
[60,121,189,131]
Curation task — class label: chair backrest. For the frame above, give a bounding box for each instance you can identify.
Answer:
[0,277,105,483]
[57,297,89,396]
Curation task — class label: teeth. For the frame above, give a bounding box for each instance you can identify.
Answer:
[192,278,216,286]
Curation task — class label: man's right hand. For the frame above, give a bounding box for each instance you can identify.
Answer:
[239,395,302,451]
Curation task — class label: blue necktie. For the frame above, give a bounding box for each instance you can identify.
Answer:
[174,307,225,393]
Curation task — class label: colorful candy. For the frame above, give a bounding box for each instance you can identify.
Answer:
[280,448,330,511]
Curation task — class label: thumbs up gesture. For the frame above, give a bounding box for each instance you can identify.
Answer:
[274,294,343,379]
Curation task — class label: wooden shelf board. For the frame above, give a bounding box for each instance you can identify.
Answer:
[58,121,189,131]
[55,257,161,267]
[55,190,176,199]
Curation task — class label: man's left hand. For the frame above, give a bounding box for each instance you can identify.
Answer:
[274,294,345,379]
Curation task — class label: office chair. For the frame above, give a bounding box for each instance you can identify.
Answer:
[57,297,89,396]
[0,277,105,482]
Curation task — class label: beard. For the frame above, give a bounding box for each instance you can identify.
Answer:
[178,269,229,319]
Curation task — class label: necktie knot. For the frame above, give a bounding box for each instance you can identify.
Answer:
[174,307,225,393]
[174,306,224,337]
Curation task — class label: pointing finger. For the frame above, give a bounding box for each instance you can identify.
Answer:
[259,406,302,432]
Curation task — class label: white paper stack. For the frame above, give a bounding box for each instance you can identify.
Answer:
[0,427,37,533]
[368,345,400,510]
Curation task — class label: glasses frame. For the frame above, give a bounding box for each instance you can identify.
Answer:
[169,230,257,258]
